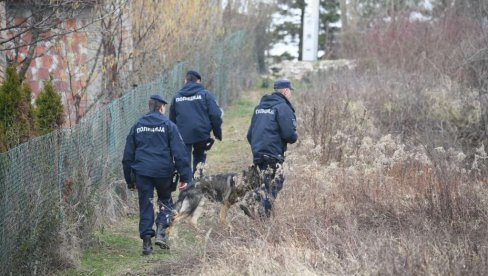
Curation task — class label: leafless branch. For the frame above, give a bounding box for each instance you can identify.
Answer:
[1,8,119,51]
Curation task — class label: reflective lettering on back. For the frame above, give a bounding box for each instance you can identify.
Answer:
[136,126,165,133]
[175,95,203,102]
[255,108,274,115]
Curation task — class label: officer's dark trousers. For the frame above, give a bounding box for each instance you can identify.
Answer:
[255,160,284,217]
[135,174,173,239]
[185,140,207,177]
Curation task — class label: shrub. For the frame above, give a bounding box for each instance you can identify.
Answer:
[21,81,37,137]
[36,79,65,135]
[0,66,35,152]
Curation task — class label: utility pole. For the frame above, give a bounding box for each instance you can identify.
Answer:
[301,0,319,61]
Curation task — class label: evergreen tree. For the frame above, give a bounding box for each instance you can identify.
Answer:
[319,0,340,58]
[20,81,37,139]
[0,66,34,152]
[273,0,306,60]
[36,79,65,135]
[271,0,341,60]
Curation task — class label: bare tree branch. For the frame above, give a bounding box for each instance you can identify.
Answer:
[1,7,119,51]
[18,19,39,79]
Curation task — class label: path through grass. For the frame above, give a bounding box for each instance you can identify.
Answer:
[60,88,266,275]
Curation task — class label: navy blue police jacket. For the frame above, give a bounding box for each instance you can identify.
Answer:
[247,92,298,163]
[122,111,192,183]
[169,82,222,144]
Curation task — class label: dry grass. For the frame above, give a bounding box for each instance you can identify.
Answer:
[114,15,488,274]
[183,135,488,274]
[150,67,488,275]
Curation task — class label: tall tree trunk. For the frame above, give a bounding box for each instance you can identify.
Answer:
[298,3,305,61]
[339,0,347,31]
[476,61,488,137]
[389,0,396,24]
[255,19,267,73]
[18,21,40,80]
[480,86,488,135]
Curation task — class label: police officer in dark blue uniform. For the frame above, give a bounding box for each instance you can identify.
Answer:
[169,70,223,178]
[241,79,298,218]
[123,94,192,255]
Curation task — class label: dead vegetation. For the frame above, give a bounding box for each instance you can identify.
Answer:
[161,72,488,274]
[148,11,488,275]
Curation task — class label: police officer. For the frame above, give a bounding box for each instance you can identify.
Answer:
[122,94,192,255]
[240,79,298,218]
[169,70,222,178]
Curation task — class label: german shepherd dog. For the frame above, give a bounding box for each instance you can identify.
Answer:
[167,166,261,234]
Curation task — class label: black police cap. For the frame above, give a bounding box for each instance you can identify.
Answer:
[150,94,168,105]
[186,70,201,81]
[273,79,294,90]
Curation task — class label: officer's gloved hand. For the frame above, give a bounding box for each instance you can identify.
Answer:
[127,182,136,191]
[215,133,222,141]
[128,171,136,191]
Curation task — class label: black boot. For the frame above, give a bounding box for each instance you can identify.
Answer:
[142,235,153,255]
[155,224,169,249]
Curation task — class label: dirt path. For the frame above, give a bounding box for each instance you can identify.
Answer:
[60,89,265,275]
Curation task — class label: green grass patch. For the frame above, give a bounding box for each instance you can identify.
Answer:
[59,216,174,276]
[207,89,265,174]
[225,97,255,117]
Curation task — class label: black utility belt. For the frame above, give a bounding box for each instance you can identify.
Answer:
[259,154,284,164]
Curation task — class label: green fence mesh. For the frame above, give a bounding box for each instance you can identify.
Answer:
[0,30,254,274]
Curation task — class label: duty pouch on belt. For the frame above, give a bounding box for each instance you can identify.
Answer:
[171,171,180,192]
[262,154,284,166]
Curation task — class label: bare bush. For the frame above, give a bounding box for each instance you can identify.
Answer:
[161,54,488,274]
[144,4,488,275]
[180,123,488,274]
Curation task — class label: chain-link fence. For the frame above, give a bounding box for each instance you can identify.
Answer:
[0,30,255,275]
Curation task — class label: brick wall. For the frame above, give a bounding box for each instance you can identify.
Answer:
[4,3,133,126]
